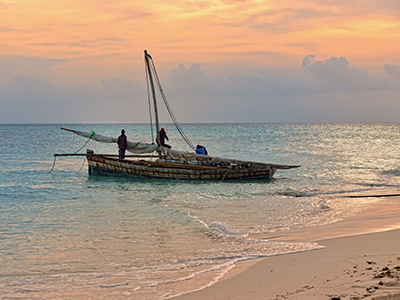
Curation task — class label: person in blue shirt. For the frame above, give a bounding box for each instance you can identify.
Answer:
[196,145,208,155]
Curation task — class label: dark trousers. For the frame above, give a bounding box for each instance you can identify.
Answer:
[119,149,126,159]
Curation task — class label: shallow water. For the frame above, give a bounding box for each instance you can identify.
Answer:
[1,123,400,299]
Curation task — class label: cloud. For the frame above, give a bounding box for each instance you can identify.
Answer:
[301,56,386,93]
[302,54,315,68]
[168,63,217,97]
[1,75,69,103]
[0,56,68,85]
[0,75,147,123]
[246,7,333,34]
[0,2,14,10]
[101,77,145,100]
[1,54,400,123]
[384,64,400,80]
[167,55,400,99]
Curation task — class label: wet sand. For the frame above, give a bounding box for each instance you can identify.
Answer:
[172,190,400,300]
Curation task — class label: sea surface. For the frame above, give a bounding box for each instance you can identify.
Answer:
[1,123,400,299]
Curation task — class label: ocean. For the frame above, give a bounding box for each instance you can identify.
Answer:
[1,123,400,299]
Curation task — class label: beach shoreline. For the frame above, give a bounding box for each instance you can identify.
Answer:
[172,190,400,300]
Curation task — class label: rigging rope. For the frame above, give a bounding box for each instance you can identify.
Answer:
[77,157,86,174]
[72,131,96,154]
[147,55,196,151]
[47,131,95,174]
[145,60,155,144]
[47,156,57,174]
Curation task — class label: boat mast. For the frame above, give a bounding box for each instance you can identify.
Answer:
[144,50,196,151]
[144,50,160,135]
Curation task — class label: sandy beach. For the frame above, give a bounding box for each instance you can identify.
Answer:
[172,190,400,300]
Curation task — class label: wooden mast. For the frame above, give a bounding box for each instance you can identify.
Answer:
[144,50,160,137]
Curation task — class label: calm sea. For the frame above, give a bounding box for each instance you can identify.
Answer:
[1,123,400,299]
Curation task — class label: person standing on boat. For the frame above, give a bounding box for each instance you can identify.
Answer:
[117,129,128,159]
[156,128,171,149]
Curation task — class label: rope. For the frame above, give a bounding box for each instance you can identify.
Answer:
[47,155,57,174]
[131,142,140,149]
[47,131,95,174]
[147,55,196,151]
[145,61,155,143]
[221,165,232,182]
[73,131,95,154]
[77,157,86,173]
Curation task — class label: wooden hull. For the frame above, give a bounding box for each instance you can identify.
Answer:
[87,155,276,180]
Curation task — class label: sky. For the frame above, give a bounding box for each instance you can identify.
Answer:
[1,0,400,124]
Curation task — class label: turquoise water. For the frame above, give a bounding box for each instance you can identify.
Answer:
[1,123,400,299]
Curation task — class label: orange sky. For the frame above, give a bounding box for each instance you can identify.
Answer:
[2,0,400,83]
[1,0,400,124]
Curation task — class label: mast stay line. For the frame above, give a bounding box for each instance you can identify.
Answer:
[144,50,196,151]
